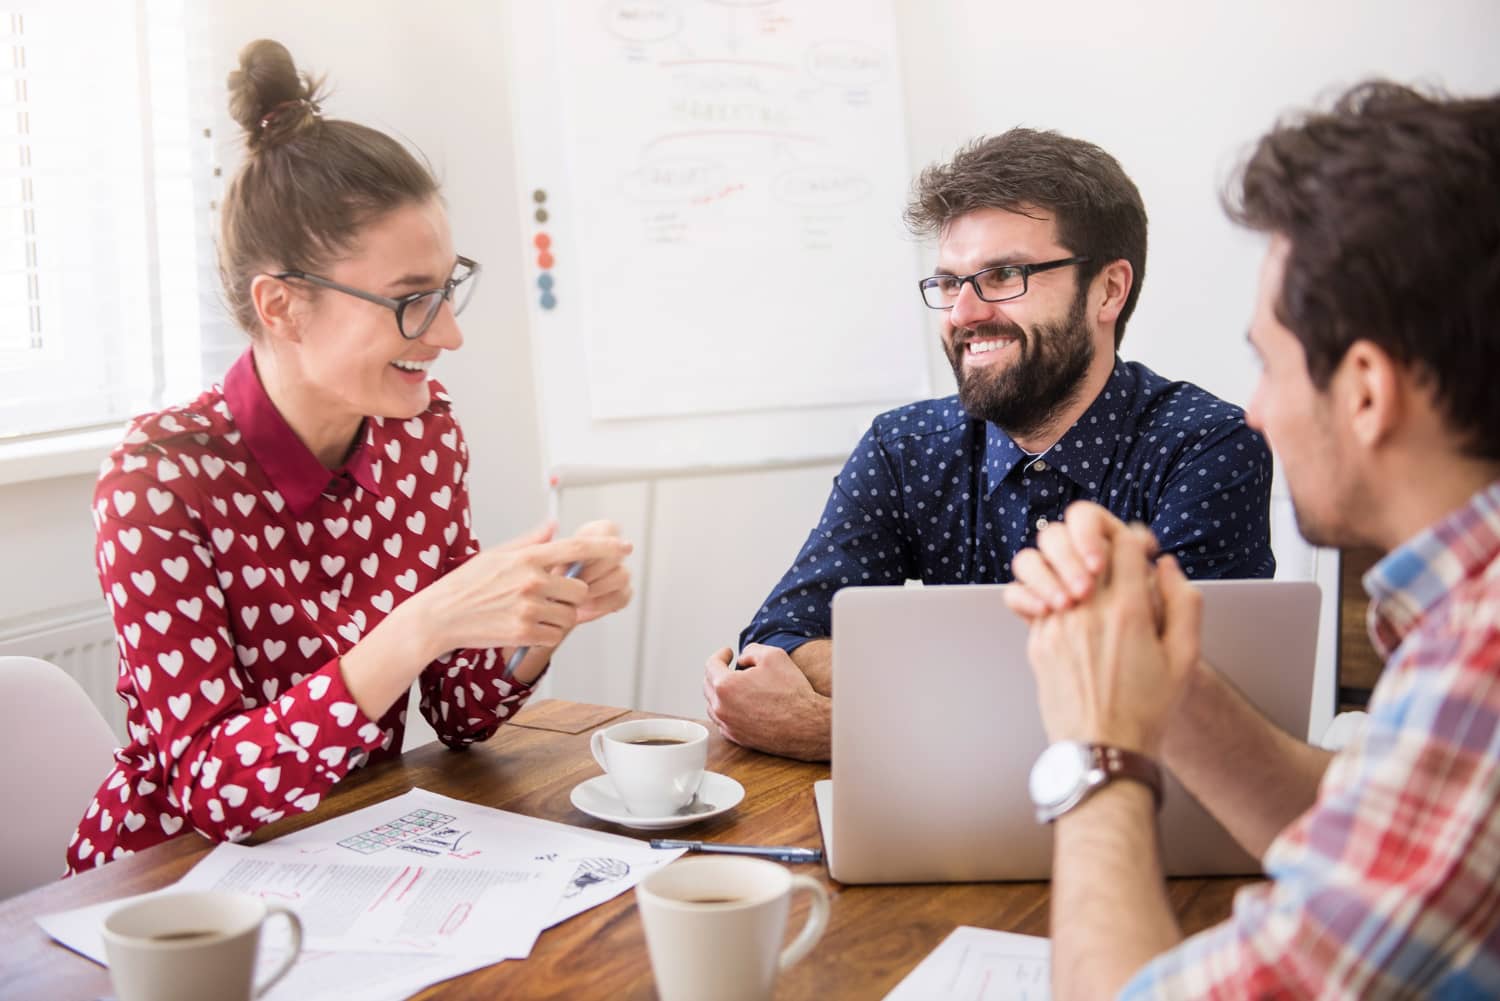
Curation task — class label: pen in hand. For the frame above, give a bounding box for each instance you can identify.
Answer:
[650,839,823,864]
[500,560,585,682]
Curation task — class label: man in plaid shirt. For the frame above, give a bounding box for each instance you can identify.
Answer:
[1005,83,1500,998]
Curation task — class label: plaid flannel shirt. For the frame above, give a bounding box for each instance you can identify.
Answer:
[1121,480,1500,999]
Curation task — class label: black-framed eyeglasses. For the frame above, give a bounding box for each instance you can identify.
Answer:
[918,256,1089,310]
[269,255,481,339]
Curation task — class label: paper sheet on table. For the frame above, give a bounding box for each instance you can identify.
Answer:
[209,841,571,955]
[37,787,685,1001]
[884,926,1052,1001]
[36,842,569,960]
[36,888,503,1001]
[271,787,684,926]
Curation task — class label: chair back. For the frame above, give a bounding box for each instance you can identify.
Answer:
[0,655,118,898]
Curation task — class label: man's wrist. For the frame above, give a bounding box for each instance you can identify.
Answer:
[1046,725,1162,760]
[795,690,833,762]
[1030,741,1164,824]
[1053,778,1156,830]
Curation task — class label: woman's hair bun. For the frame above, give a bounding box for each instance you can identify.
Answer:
[227,39,324,149]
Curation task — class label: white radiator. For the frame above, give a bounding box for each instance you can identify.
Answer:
[0,605,125,743]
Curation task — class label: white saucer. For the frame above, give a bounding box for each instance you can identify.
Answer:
[570,771,745,831]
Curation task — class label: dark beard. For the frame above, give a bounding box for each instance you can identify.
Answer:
[945,290,1094,439]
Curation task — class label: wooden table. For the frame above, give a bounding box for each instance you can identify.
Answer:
[0,700,1256,999]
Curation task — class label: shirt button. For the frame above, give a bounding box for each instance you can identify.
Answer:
[1033,459,1048,472]
[1036,516,1050,531]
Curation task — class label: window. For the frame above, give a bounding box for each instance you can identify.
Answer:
[0,0,224,442]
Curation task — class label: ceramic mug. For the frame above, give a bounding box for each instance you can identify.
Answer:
[101,889,303,1001]
[590,718,708,817]
[636,856,830,1001]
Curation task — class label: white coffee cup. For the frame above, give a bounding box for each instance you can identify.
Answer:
[590,718,708,817]
[101,890,303,1001]
[636,856,830,1001]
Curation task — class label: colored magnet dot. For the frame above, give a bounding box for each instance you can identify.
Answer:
[532,189,547,203]
[533,233,551,250]
[534,208,548,223]
[540,292,557,310]
[537,273,554,291]
[537,251,555,269]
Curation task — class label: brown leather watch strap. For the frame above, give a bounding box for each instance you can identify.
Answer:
[1089,744,1164,810]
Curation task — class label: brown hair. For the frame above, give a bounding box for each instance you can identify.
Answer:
[1226,81,1500,461]
[219,39,438,334]
[905,129,1148,346]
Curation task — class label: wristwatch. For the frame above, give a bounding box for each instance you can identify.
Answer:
[1028,741,1164,824]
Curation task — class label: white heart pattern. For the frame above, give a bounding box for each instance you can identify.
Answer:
[72,381,538,877]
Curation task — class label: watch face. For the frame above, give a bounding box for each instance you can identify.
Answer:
[1029,741,1091,807]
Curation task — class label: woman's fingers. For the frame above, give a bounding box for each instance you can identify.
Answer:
[496,520,557,551]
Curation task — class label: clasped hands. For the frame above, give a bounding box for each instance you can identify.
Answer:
[1005,501,1202,758]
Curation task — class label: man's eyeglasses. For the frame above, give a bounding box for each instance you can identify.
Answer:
[918,256,1089,310]
[269,255,481,339]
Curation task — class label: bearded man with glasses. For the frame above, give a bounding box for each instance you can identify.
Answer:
[703,128,1275,762]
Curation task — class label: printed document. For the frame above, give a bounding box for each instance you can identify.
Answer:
[884,925,1052,1001]
[37,787,684,1001]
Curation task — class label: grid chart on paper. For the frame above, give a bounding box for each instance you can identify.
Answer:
[337,809,458,855]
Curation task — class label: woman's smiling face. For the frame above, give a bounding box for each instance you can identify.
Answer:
[289,197,465,432]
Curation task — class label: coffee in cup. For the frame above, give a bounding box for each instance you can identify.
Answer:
[102,889,303,1001]
[590,718,708,816]
[636,856,830,1001]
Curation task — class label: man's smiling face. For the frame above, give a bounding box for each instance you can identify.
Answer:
[936,206,1096,438]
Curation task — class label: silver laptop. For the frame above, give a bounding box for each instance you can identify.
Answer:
[815,580,1321,883]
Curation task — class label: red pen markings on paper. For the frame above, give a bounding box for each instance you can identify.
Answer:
[370,866,410,911]
[440,903,473,936]
[395,866,424,902]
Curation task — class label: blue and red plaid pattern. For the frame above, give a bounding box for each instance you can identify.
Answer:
[1121,480,1500,999]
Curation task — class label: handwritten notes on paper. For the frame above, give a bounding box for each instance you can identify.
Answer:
[884,926,1052,1001]
[271,788,682,926]
[545,0,927,423]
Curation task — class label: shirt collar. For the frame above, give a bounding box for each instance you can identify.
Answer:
[1364,478,1500,657]
[222,349,382,516]
[982,359,1135,497]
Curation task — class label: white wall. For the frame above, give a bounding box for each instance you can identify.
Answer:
[0,474,100,628]
[4,1,1496,727]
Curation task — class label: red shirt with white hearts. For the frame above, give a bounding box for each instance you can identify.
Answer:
[67,350,539,874]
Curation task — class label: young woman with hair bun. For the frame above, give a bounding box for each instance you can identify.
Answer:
[66,39,632,874]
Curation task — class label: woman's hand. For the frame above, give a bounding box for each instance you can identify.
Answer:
[419,521,633,657]
[569,520,634,625]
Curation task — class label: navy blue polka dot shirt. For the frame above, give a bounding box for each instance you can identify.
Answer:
[742,359,1276,654]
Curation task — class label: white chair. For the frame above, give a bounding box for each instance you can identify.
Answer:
[0,655,118,898]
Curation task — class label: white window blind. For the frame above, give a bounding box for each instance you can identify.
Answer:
[0,0,227,441]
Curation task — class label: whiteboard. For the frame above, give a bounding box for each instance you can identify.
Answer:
[508,0,930,478]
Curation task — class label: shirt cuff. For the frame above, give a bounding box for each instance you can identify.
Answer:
[750,632,817,656]
[308,656,390,769]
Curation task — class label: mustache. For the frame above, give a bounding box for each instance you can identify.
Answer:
[952,319,1027,350]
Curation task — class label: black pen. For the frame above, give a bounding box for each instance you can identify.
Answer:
[650,839,823,863]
